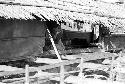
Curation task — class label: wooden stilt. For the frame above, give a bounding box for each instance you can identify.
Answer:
[25,64,29,84]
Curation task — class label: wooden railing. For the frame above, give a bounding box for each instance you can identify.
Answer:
[0,52,118,84]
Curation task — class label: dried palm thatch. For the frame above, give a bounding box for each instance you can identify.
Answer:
[0,0,125,31]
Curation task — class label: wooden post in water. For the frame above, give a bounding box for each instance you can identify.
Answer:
[25,64,29,84]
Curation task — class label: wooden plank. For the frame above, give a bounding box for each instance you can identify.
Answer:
[0,67,37,77]
[2,70,81,83]
[0,52,117,77]
[2,76,49,84]
[34,58,63,64]
[64,76,125,84]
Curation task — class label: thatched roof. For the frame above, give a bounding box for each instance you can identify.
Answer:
[0,0,125,32]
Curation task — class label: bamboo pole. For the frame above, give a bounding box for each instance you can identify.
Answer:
[60,65,65,84]
[78,57,84,77]
[47,28,62,62]
[109,56,115,81]
[25,64,29,84]
[47,28,64,84]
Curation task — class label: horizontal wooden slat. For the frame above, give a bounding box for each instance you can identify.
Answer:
[2,70,81,83]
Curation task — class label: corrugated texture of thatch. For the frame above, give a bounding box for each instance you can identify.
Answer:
[0,0,125,32]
